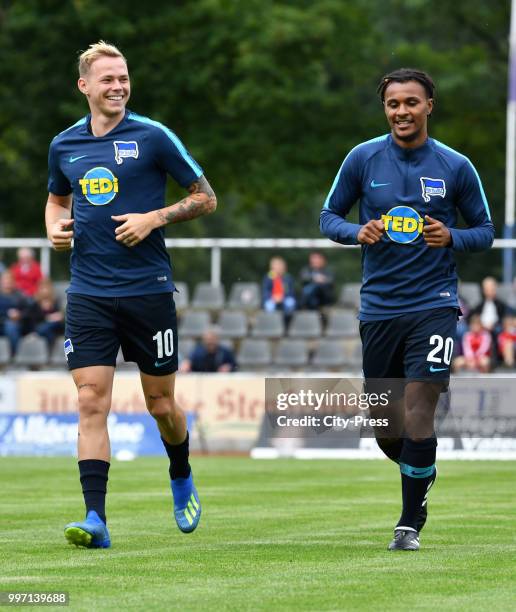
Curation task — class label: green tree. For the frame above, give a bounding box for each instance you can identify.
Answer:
[0,0,509,285]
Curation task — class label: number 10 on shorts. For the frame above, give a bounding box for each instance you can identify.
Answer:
[153,329,174,358]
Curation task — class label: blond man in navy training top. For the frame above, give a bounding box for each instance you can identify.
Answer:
[46,41,216,548]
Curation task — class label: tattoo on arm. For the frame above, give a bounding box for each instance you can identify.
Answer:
[159,176,217,225]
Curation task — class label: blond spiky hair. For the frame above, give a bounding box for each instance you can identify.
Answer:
[78,40,127,77]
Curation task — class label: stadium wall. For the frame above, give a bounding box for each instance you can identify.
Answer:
[1,372,516,459]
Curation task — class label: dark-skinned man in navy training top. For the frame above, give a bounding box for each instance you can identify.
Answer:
[46,41,216,548]
[320,68,494,550]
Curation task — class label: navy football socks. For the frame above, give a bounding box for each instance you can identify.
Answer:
[397,437,437,531]
[161,432,191,480]
[375,437,403,464]
[78,459,110,524]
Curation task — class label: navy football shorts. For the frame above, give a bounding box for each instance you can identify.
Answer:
[64,293,178,376]
[360,307,458,396]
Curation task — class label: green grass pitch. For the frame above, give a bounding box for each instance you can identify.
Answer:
[1,457,515,611]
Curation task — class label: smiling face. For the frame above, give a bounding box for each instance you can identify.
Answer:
[78,55,130,121]
[383,80,433,148]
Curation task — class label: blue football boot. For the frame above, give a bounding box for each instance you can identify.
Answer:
[171,472,201,533]
[64,510,111,548]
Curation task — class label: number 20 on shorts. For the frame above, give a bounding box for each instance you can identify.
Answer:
[426,334,453,365]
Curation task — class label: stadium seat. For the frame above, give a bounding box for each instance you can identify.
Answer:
[287,311,322,338]
[497,283,513,304]
[174,282,189,311]
[339,283,361,309]
[459,282,481,308]
[311,339,347,369]
[237,338,272,369]
[14,333,49,368]
[325,309,359,337]
[178,337,195,361]
[53,280,69,309]
[217,310,248,339]
[342,337,362,369]
[0,337,11,367]
[220,338,235,351]
[227,282,261,311]
[191,282,225,311]
[508,287,516,311]
[251,311,285,338]
[49,336,66,366]
[178,311,211,338]
[273,339,309,369]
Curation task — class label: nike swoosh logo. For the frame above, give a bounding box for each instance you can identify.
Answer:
[370,180,391,188]
[411,469,430,476]
[429,365,448,372]
[69,155,87,163]
[154,358,174,368]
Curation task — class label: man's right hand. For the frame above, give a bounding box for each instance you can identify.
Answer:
[357,219,385,245]
[48,218,74,251]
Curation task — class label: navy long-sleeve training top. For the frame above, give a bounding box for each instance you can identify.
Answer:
[320,134,494,320]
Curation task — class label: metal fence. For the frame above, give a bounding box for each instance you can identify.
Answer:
[1,237,516,286]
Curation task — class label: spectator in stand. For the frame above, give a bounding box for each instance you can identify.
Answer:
[10,247,43,297]
[497,315,516,368]
[180,327,237,373]
[0,270,29,354]
[299,251,335,310]
[453,314,492,373]
[471,276,507,334]
[262,256,296,318]
[454,295,470,356]
[24,278,64,348]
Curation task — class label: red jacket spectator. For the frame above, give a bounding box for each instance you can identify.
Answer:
[497,316,516,368]
[455,314,492,373]
[462,329,491,361]
[10,247,43,297]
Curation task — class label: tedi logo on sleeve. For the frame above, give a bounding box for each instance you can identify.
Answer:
[420,177,446,203]
[381,205,423,244]
[79,167,119,205]
[113,140,139,165]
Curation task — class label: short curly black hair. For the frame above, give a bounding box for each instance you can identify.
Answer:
[377,68,435,102]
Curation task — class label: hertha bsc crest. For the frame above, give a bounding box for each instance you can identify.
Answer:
[420,177,446,203]
[113,141,139,165]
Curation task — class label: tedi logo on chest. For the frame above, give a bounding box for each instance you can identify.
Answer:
[79,167,119,205]
[381,205,424,244]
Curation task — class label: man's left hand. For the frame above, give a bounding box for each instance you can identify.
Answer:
[112,213,158,247]
[423,215,451,248]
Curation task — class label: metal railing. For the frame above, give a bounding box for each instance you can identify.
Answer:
[1,237,515,286]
